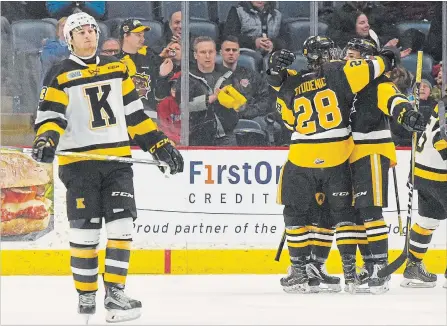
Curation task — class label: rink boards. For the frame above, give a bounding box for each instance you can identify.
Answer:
[1,148,445,275]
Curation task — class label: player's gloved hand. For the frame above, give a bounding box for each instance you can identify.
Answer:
[149,135,184,175]
[379,46,401,70]
[400,110,425,132]
[32,134,57,163]
[267,49,296,74]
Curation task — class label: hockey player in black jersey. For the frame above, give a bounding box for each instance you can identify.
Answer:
[345,38,425,294]
[32,12,183,323]
[401,96,447,289]
[267,35,400,294]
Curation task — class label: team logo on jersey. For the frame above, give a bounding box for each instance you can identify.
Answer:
[315,192,326,205]
[76,198,85,209]
[314,158,325,165]
[67,70,82,80]
[132,72,151,100]
[239,78,250,88]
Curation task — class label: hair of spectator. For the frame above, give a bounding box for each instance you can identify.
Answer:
[221,35,239,45]
[101,37,121,49]
[170,10,181,23]
[57,16,67,30]
[193,36,215,52]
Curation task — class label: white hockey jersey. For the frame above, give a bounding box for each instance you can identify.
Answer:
[414,98,447,184]
[35,54,160,165]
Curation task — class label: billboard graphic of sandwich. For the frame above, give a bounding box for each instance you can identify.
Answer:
[0,150,54,241]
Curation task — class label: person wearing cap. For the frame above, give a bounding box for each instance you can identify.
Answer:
[414,79,438,125]
[116,19,163,119]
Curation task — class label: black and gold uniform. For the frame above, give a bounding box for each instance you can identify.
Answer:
[345,38,425,294]
[402,97,447,288]
[267,36,394,293]
[118,45,162,118]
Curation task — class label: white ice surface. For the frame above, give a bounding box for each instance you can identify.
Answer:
[1,275,446,325]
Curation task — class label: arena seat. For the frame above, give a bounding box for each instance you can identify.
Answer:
[234,119,269,146]
[277,1,310,22]
[285,19,328,52]
[11,20,56,51]
[106,1,155,20]
[401,53,434,78]
[396,20,431,38]
[190,20,219,43]
[159,1,210,21]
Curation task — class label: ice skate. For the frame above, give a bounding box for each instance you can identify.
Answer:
[306,261,341,293]
[280,258,311,294]
[341,254,359,294]
[78,292,96,324]
[349,261,374,294]
[368,262,390,294]
[401,261,437,288]
[104,286,142,323]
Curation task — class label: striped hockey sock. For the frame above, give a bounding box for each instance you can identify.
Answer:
[104,240,132,289]
[70,246,99,293]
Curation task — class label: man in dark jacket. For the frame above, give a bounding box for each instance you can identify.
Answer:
[175,37,244,146]
[220,35,270,120]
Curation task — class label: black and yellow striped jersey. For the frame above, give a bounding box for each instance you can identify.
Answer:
[34,54,159,166]
[274,57,388,168]
[349,75,412,166]
[415,97,447,185]
[117,46,162,117]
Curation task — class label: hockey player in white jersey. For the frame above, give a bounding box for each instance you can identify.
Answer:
[32,12,183,323]
[401,96,447,288]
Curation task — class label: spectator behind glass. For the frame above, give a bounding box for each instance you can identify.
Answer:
[431,64,445,101]
[223,2,286,56]
[175,37,243,146]
[100,38,121,56]
[40,16,70,84]
[46,1,106,20]
[327,10,411,58]
[152,11,182,55]
[413,79,438,124]
[156,42,182,101]
[157,72,181,144]
[220,36,271,122]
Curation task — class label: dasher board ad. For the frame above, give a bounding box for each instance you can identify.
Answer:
[1,149,445,250]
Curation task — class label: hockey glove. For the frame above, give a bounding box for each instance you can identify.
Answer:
[267,50,296,74]
[149,133,184,175]
[399,110,425,132]
[32,133,58,163]
[379,46,401,70]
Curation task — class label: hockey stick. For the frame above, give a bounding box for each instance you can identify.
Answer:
[274,230,286,262]
[439,99,447,141]
[0,147,169,168]
[378,51,423,278]
[392,167,403,236]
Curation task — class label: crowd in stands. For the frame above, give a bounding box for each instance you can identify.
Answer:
[1,1,445,147]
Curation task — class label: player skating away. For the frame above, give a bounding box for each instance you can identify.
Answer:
[32,12,183,323]
[401,96,447,288]
[267,36,399,294]
[345,38,425,294]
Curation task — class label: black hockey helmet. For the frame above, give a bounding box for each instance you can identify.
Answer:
[346,38,379,58]
[302,36,337,70]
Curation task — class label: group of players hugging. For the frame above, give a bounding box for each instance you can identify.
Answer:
[268,37,447,295]
[30,11,446,324]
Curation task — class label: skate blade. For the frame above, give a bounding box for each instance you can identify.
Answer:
[314,283,341,293]
[344,284,371,294]
[283,283,311,294]
[106,308,141,323]
[400,279,436,288]
[81,314,93,325]
[369,283,390,295]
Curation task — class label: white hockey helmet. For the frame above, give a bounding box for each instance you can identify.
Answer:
[63,12,100,57]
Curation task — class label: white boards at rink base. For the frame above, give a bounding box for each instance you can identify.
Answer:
[1,148,445,275]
